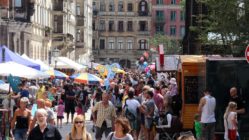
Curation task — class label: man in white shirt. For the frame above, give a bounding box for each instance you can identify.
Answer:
[198,89,216,140]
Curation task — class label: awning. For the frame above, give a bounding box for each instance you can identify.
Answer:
[51,57,86,71]
[0,46,40,70]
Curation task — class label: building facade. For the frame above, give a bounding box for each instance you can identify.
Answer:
[75,0,93,64]
[151,0,185,39]
[0,0,52,62]
[92,0,151,68]
[52,0,76,61]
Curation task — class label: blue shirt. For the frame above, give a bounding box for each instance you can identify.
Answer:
[20,89,29,98]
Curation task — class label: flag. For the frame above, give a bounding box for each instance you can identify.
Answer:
[7,74,20,93]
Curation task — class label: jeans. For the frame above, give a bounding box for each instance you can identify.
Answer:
[14,128,28,140]
[95,121,112,140]
[201,122,215,140]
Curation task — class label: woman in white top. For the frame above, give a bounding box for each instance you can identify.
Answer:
[224,102,238,140]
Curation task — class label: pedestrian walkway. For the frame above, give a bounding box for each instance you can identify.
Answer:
[58,109,96,139]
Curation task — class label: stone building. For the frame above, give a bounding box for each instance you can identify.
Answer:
[0,0,52,62]
[92,0,151,68]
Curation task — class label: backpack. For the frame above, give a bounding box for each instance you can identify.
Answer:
[124,99,136,121]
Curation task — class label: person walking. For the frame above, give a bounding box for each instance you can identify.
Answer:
[66,115,92,140]
[106,117,133,140]
[198,89,216,140]
[65,84,76,124]
[10,97,31,140]
[56,99,65,128]
[27,108,62,140]
[224,102,239,140]
[92,92,116,140]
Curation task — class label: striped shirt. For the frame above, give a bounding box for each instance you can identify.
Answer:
[92,101,116,128]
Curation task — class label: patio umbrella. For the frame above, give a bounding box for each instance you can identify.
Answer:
[73,73,103,84]
[0,80,5,84]
[45,69,69,79]
[0,62,49,79]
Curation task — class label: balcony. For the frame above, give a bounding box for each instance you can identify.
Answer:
[155,16,165,23]
[53,3,63,11]
[138,11,148,16]
[137,30,150,35]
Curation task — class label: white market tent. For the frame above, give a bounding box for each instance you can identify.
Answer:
[0,62,50,79]
[51,57,86,71]
[21,54,51,71]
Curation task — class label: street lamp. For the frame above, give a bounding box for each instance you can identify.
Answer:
[53,48,60,69]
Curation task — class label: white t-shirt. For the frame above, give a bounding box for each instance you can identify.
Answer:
[125,98,140,117]
[107,132,133,140]
[224,111,238,140]
[2,98,15,117]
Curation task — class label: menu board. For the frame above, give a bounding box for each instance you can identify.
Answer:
[184,76,205,104]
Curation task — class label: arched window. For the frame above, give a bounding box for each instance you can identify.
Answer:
[138,0,148,16]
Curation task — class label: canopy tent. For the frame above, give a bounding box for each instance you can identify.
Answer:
[50,57,86,71]
[45,69,69,79]
[72,73,103,84]
[0,46,40,70]
[21,54,51,71]
[34,59,51,71]
[0,62,49,79]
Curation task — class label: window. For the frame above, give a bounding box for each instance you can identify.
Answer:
[54,15,58,32]
[109,21,114,31]
[100,39,105,49]
[139,40,148,50]
[139,21,147,31]
[92,22,95,30]
[156,0,163,5]
[109,1,115,12]
[76,29,80,42]
[127,3,133,12]
[127,40,133,49]
[180,26,185,37]
[171,0,176,4]
[180,11,185,21]
[117,40,123,49]
[156,24,164,33]
[118,1,123,12]
[76,4,80,16]
[92,39,96,50]
[127,21,133,31]
[108,39,115,49]
[118,21,124,32]
[140,1,146,12]
[15,0,22,7]
[170,11,176,21]
[170,25,176,36]
[156,10,164,21]
[99,20,105,31]
[100,2,105,11]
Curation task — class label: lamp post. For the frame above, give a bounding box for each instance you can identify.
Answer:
[53,48,60,69]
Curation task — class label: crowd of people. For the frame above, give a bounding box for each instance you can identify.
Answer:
[1,69,246,140]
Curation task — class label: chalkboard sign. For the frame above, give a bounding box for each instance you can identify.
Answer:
[184,76,205,104]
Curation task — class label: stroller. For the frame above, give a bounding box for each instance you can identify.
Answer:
[155,111,183,140]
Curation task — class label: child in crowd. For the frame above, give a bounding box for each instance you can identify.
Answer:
[194,114,201,140]
[76,102,83,115]
[56,99,65,128]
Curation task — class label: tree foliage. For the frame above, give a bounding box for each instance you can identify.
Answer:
[191,0,249,56]
[149,34,182,54]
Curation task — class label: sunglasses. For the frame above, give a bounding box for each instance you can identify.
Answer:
[75,121,84,124]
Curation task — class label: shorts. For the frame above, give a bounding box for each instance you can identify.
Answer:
[57,116,64,119]
[145,117,153,129]
[65,102,75,114]
[14,128,28,140]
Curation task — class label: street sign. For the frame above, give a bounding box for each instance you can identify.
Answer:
[246,45,249,63]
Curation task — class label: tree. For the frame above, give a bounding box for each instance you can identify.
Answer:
[191,0,249,56]
[149,34,182,54]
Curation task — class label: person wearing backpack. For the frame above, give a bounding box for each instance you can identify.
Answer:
[124,88,141,140]
[139,89,155,140]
